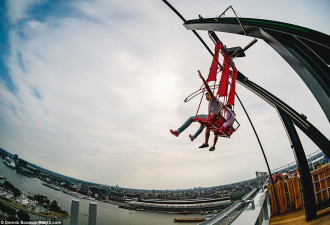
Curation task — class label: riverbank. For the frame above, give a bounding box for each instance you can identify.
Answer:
[0,159,226,225]
[0,196,69,219]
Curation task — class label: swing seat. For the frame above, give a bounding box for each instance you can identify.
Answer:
[194,115,240,138]
[214,126,236,138]
[193,115,225,128]
[193,115,222,129]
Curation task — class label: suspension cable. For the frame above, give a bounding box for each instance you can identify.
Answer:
[162,0,280,210]
[162,0,214,57]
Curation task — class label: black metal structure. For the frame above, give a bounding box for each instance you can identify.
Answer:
[277,107,317,220]
[162,1,330,221]
[235,72,329,220]
[184,17,330,122]
[235,71,330,157]
[182,16,330,221]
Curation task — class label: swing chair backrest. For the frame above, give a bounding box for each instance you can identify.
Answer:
[194,104,239,138]
[216,104,240,137]
[217,117,240,137]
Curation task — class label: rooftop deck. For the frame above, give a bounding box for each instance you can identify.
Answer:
[270,207,330,225]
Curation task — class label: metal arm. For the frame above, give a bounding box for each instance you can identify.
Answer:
[198,70,214,98]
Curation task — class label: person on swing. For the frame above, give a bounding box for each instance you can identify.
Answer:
[170,70,222,151]
[199,103,236,151]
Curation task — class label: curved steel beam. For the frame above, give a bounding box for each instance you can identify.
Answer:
[184,17,330,122]
[235,71,329,157]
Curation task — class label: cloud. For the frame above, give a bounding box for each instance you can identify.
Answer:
[5,0,42,24]
[0,0,329,190]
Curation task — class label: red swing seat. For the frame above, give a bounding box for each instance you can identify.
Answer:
[194,112,239,138]
[213,122,238,138]
[193,115,224,131]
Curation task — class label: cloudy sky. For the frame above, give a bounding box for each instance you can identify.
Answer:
[0,0,329,190]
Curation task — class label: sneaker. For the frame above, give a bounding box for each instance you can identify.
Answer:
[199,143,209,148]
[170,129,179,137]
[209,146,215,151]
[189,134,194,141]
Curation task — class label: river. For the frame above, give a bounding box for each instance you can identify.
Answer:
[0,160,204,225]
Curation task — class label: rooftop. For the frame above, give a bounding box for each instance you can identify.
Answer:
[270,207,330,225]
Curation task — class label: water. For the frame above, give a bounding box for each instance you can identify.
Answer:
[0,160,201,225]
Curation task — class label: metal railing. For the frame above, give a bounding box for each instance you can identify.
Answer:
[311,163,330,204]
[198,172,271,225]
[198,188,259,225]
[68,173,271,225]
[271,150,324,173]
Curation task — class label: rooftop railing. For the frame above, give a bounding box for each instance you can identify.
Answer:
[69,172,271,225]
[198,172,270,225]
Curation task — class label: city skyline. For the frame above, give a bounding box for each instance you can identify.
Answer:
[0,146,258,191]
[0,0,329,189]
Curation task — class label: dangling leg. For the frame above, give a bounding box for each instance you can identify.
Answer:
[189,125,204,141]
[170,116,195,137]
[209,134,218,151]
[199,128,210,148]
[171,114,207,137]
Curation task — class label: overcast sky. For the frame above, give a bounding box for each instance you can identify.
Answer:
[0,0,329,190]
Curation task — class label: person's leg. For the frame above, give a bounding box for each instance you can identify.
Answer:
[199,128,210,148]
[209,135,218,151]
[174,114,207,135]
[191,125,204,140]
[177,116,195,134]
[212,135,218,147]
[204,128,210,145]
[195,114,208,120]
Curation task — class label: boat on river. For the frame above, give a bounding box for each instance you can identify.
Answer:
[173,218,205,222]
[3,156,16,169]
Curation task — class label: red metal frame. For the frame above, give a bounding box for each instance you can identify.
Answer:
[193,40,239,138]
[194,105,240,138]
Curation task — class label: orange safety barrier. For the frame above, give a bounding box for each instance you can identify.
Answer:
[286,179,294,210]
[269,163,330,216]
[291,176,303,210]
[269,182,278,215]
[278,180,288,214]
[269,176,304,215]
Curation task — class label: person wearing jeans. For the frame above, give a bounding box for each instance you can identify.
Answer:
[170,71,221,151]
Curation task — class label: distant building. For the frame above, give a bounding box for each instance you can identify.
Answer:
[16,167,34,177]
[90,187,99,197]
[17,159,28,168]
[72,184,79,191]
[109,191,124,201]
[13,154,18,164]
[78,183,89,194]
[27,165,38,172]
[99,188,108,199]
[128,198,231,212]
